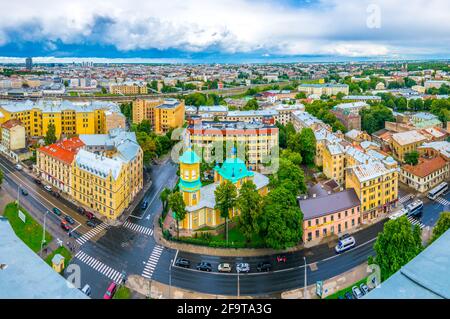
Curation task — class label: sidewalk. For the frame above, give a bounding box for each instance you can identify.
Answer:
[281,262,369,299]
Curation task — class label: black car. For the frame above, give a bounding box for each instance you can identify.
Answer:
[65,215,75,225]
[34,179,42,185]
[256,262,272,272]
[175,258,191,268]
[196,262,212,272]
[76,207,85,215]
[20,188,28,196]
[141,200,149,210]
[52,191,61,198]
[86,220,97,227]
[69,230,81,239]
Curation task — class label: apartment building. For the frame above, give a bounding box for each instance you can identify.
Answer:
[186,119,279,171]
[331,102,368,131]
[300,189,361,242]
[391,130,428,163]
[36,129,143,220]
[0,100,122,138]
[132,98,185,134]
[0,119,26,151]
[297,83,349,96]
[345,161,399,222]
[109,83,148,95]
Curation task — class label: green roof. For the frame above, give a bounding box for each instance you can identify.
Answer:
[179,179,202,192]
[214,157,254,183]
[179,149,201,164]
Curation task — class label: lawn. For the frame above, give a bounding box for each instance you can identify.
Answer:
[325,276,368,299]
[2,202,53,253]
[211,226,266,248]
[45,246,72,269]
[113,286,132,299]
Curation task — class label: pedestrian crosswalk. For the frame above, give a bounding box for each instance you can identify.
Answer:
[123,220,153,236]
[74,251,123,283]
[407,215,425,229]
[435,196,450,206]
[399,194,413,204]
[76,223,109,245]
[142,245,164,279]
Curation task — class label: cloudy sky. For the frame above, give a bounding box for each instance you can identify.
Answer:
[0,0,449,62]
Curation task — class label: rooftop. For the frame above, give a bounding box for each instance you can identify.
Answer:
[1,118,23,129]
[392,130,427,146]
[299,189,360,220]
[365,229,450,299]
[0,99,121,114]
[350,161,397,183]
[75,149,124,180]
[0,217,88,299]
[419,141,450,158]
[38,137,85,165]
[402,156,448,178]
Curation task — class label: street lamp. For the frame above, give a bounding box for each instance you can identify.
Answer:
[303,256,307,299]
[237,271,240,298]
[40,211,49,257]
[169,258,173,299]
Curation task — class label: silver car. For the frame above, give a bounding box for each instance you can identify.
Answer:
[352,286,364,299]
[218,263,232,273]
[236,262,250,273]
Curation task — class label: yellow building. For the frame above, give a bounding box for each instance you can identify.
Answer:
[0,100,123,138]
[297,83,349,96]
[323,143,346,185]
[109,83,148,95]
[36,130,143,220]
[132,98,185,134]
[178,149,269,231]
[391,130,427,163]
[345,161,399,222]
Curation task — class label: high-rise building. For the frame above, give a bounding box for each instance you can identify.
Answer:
[25,57,33,70]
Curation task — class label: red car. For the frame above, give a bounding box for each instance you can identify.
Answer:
[60,220,70,232]
[276,255,287,263]
[103,282,117,299]
[85,211,94,219]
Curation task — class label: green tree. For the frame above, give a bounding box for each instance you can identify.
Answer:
[372,216,423,281]
[160,187,172,215]
[243,98,259,110]
[44,123,57,145]
[295,92,307,99]
[280,149,302,166]
[404,151,419,165]
[236,181,263,241]
[214,180,237,244]
[299,128,316,165]
[270,158,306,194]
[260,186,303,249]
[360,104,395,134]
[168,191,186,239]
[430,212,450,243]
[0,169,3,187]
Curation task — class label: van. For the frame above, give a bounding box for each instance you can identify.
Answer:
[81,284,91,296]
[335,236,356,253]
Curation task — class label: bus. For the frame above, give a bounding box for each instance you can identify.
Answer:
[427,182,448,200]
[406,199,423,217]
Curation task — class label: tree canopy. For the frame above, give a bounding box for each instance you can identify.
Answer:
[236,180,263,241]
[44,123,57,145]
[430,212,450,243]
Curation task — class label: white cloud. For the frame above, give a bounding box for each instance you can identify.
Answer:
[0,0,449,57]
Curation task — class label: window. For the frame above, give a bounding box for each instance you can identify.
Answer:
[315,230,320,238]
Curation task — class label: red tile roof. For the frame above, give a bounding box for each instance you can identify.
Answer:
[38,137,85,165]
[1,119,23,129]
[403,156,448,178]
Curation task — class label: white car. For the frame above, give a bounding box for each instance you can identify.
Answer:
[15,164,23,170]
[335,236,356,253]
[236,262,250,273]
[81,284,91,296]
[352,286,364,299]
[44,185,52,192]
[218,263,232,273]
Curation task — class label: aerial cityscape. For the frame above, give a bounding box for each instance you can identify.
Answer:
[0,0,449,309]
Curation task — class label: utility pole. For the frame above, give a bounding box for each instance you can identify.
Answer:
[303,256,307,299]
[40,211,48,257]
[169,258,173,299]
[237,271,240,298]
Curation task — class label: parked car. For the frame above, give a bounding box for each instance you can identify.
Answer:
[76,207,85,215]
[86,220,97,227]
[85,211,94,219]
[256,262,272,272]
[20,188,28,196]
[52,207,62,216]
[68,230,81,239]
[15,164,23,170]
[236,262,250,273]
[52,191,61,198]
[65,215,75,225]
[218,263,232,273]
[34,178,42,185]
[196,262,212,272]
[338,233,351,241]
[141,199,149,210]
[360,283,370,295]
[44,185,52,192]
[276,255,287,263]
[103,282,117,299]
[81,284,91,296]
[335,236,356,254]
[60,220,70,232]
[175,258,190,268]
[352,286,364,299]
[344,292,354,299]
